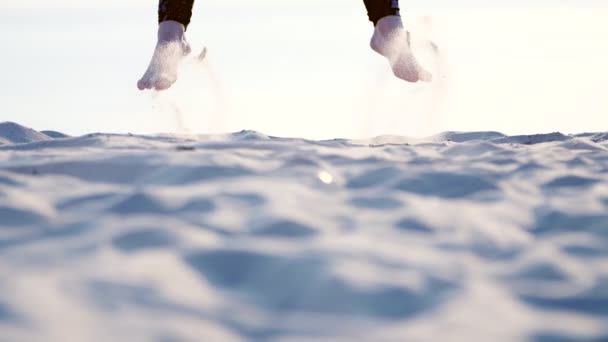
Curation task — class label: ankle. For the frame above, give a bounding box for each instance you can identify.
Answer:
[158,20,186,42]
[375,15,404,39]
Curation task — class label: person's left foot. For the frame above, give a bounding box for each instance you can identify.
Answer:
[370,15,432,83]
[138,21,192,91]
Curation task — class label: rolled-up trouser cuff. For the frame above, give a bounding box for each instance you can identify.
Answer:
[363,0,400,26]
[158,0,195,29]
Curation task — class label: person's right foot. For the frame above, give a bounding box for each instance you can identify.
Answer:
[370,15,432,83]
[138,21,192,91]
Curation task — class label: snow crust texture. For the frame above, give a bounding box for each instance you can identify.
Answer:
[0,122,607,342]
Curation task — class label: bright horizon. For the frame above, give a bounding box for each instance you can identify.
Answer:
[1,1,607,139]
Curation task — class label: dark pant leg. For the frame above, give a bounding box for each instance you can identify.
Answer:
[363,0,400,25]
[158,0,195,29]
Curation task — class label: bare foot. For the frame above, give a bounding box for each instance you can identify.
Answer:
[370,15,432,83]
[138,21,192,91]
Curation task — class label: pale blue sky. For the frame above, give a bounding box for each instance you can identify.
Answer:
[1,1,607,138]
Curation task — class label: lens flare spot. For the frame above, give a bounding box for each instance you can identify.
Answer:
[318,171,333,184]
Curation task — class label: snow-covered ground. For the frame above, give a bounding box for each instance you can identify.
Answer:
[0,121,607,341]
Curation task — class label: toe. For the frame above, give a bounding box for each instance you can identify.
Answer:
[418,69,433,82]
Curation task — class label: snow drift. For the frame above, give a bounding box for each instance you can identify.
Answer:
[0,122,607,342]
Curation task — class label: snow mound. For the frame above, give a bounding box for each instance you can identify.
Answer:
[0,121,52,144]
[430,131,507,143]
[41,130,70,139]
[576,132,608,143]
[353,131,580,146]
